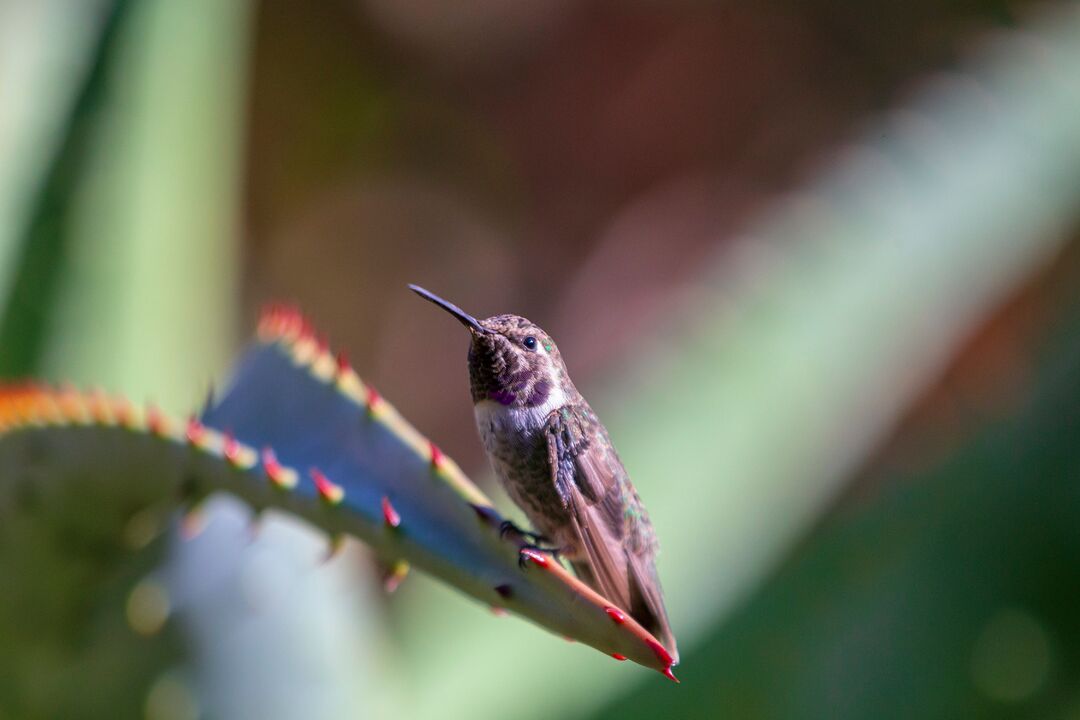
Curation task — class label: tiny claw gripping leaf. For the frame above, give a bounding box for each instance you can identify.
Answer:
[519,547,550,568]
[0,307,680,680]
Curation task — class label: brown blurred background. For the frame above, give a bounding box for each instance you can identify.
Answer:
[242,0,1065,488]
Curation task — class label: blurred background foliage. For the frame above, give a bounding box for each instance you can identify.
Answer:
[2,0,1080,718]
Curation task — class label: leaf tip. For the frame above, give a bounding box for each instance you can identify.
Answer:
[646,637,675,668]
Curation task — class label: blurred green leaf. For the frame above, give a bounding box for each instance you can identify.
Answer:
[0,0,310,716]
[17,0,382,717]
[0,0,132,379]
[595,269,1080,719]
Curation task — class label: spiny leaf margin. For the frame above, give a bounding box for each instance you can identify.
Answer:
[0,307,679,680]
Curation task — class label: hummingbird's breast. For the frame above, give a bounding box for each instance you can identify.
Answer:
[473,386,571,535]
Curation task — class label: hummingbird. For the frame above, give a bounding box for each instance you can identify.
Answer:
[409,284,678,662]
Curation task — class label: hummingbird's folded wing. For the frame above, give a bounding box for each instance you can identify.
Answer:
[545,409,630,607]
[546,408,679,663]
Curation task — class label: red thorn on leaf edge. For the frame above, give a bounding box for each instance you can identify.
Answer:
[261,447,296,490]
[262,447,281,479]
[310,467,344,505]
[611,653,628,661]
[381,496,401,528]
[519,548,549,568]
[490,606,508,617]
[428,441,444,469]
[260,446,278,474]
[365,385,382,412]
[324,534,345,562]
[87,390,111,424]
[383,562,409,593]
[274,307,302,338]
[604,606,627,624]
[146,404,167,436]
[335,352,351,375]
[663,666,680,683]
[222,431,240,463]
[646,637,675,668]
[113,397,134,428]
[186,416,206,445]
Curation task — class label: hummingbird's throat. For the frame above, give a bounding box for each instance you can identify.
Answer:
[468,338,552,408]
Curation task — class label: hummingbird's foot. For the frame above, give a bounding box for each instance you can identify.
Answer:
[500,521,563,568]
[517,543,563,569]
[499,520,549,546]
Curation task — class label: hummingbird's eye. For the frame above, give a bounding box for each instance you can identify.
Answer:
[523,336,538,351]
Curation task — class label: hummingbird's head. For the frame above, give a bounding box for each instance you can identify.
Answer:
[409,284,573,409]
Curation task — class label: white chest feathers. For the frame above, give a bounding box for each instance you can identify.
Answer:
[473,385,569,452]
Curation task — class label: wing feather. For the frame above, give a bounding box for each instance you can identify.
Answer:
[544,409,677,662]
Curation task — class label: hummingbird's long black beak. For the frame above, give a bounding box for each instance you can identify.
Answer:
[409,284,493,334]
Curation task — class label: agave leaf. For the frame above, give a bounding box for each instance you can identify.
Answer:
[0,306,679,680]
[0,385,183,718]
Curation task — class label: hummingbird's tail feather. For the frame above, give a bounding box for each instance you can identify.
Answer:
[560,444,680,666]
[572,554,679,666]
[626,553,679,665]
